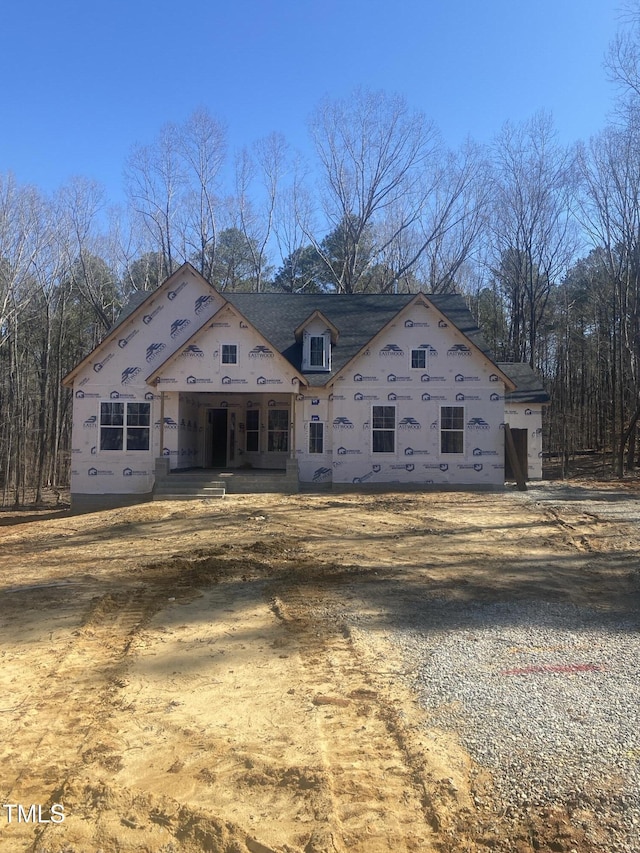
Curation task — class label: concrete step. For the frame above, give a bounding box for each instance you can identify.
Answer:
[153,492,225,501]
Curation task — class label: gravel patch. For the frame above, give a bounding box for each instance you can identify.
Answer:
[390,599,640,852]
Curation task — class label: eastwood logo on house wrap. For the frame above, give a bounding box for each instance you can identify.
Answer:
[170,318,191,338]
[222,376,249,385]
[256,377,281,385]
[146,342,166,362]
[142,305,163,324]
[118,329,139,348]
[354,392,378,401]
[390,463,415,471]
[379,344,404,356]
[83,415,98,428]
[404,319,429,328]
[121,366,142,384]
[249,345,274,358]
[154,417,178,429]
[399,417,421,429]
[458,463,484,472]
[93,353,114,372]
[186,375,212,384]
[353,374,378,382]
[167,280,188,300]
[454,374,480,382]
[424,463,450,471]
[312,467,332,482]
[182,345,204,357]
[447,343,471,357]
[404,447,431,456]
[467,417,490,430]
[195,294,215,314]
[352,465,381,483]
[333,417,354,429]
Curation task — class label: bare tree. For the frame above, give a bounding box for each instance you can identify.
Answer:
[179,109,227,280]
[490,112,578,366]
[234,132,287,291]
[125,121,185,276]
[577,124,640,475]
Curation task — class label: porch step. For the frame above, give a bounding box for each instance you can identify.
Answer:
[153,477,226,501]
[153,467,298,498]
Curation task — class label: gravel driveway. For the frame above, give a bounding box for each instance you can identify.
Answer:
[384,485,640,852]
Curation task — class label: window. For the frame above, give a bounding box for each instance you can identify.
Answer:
[411,348,426,369]
[441,406,464,454]
[303,332,330,371]
[309,422,324,454]
[372,405,395,453]
[309,336,326,368]
[268,409,289,452]
[221,344,237,364]
[100,402,150,451]
[245,409,259,452]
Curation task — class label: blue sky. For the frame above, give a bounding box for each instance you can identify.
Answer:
[0,0,624,205]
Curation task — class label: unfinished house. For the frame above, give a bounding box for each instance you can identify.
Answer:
[63,263,548,510]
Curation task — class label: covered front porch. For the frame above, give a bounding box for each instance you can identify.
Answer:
[153,390,300,495]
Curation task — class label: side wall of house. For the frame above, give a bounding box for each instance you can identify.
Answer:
[504,404,544,480]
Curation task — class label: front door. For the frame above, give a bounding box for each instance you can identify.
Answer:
[209,409,228,467]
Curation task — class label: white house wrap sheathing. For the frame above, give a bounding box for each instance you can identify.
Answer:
[65,264,548,507]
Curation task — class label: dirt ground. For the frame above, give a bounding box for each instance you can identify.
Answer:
[0,481,639,853]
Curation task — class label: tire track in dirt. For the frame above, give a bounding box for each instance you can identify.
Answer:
[268,590,435,853]
[0,582,168,852]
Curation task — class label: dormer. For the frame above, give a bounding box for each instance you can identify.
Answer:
[294,310,339,373]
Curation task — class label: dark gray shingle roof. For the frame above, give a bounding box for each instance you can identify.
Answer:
[500,363,550,404]
[225,292,496,386]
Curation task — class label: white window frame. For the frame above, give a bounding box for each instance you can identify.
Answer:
[245,408,260,453]
[372,404,396,454]
[410,347,427,370]
[303,332,331,372]
[221,343,238,365]
[440,405,465,455]
[99,401,151,452]
[308,421,324,454]
[267,408,289,453]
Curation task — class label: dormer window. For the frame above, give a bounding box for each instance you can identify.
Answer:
[309,335,328,369]
[295,311,338,373]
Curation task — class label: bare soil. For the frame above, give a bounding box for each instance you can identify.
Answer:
[0,482,639,852]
